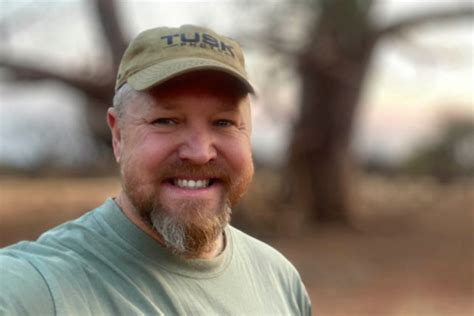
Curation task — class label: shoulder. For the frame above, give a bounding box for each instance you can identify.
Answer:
[228,225,303,281]
[23,199,117,257]
[228,226,313,315]
[1,200,116,275]
[0,245,55,315]
[229,226,292,266]
[0,200,115,314]
[0,200,115,308]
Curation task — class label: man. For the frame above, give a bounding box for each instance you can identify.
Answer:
[0,25,312,315]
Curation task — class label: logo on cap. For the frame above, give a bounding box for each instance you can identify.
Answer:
[160,32,235,58]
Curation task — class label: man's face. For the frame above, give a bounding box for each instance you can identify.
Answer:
[109,72,254,257]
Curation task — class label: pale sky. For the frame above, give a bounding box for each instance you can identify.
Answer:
[0,0,472,167]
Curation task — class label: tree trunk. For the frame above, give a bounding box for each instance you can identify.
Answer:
[284,0,375,224]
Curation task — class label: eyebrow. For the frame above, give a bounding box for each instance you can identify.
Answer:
[155,102,178,111]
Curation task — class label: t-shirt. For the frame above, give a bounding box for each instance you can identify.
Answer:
[0,199,312,316]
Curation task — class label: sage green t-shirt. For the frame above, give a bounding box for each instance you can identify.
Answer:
[0,199,311,315]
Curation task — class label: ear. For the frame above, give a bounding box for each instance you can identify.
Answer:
[107,108,122,163]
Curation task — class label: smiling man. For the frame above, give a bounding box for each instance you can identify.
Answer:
[0,25,312,315]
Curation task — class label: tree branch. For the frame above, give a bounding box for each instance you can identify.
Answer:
[93,0,128,70]
[376,6,474,39]
[0,59,112,101]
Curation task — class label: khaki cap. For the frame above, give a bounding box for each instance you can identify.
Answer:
[116,25,255,93]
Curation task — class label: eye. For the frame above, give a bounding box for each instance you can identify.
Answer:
[213,119,235,127]
[152,118,178,126]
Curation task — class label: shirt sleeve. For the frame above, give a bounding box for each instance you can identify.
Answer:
[0,254,55,316]
[300,286,312,316]
[294,272,312,316]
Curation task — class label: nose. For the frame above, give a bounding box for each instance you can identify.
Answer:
[177,126,217,164]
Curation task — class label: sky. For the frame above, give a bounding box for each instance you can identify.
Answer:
[0,0,472,168]
[356,19,473,162]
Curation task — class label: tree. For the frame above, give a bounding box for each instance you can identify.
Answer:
[283,0,473,224]
[0,0,126,147]
[1,0,472,225]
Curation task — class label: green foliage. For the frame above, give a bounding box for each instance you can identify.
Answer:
[401,117,474,181]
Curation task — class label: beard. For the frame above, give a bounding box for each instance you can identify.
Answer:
[121,159,253,258]
[150,198,231,258]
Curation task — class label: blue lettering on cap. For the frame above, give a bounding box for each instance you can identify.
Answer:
[160,32,235,59]
[181,32,200,43]
[202,34,219,48]
[219,41,234,58]
[160,34,179,45]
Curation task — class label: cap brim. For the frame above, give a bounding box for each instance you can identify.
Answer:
[127,57,256,94]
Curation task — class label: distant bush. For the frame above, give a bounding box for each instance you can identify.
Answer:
[399,117,474,182]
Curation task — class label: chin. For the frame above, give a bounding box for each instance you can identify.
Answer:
[149,198,231,258]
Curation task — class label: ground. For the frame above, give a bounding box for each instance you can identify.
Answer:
[0,175,472,315]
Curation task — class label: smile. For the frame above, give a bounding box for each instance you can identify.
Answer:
[172,179,214,189]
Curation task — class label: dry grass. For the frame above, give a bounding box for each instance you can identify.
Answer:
[272,175,474,316]
[0,176,120,246]
[0,174,472,315]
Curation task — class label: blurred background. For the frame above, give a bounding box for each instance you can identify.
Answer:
[0,0,473,315]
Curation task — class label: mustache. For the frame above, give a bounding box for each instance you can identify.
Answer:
[156,160,232,183]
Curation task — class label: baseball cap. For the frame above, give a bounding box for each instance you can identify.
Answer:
[116,25,255,94]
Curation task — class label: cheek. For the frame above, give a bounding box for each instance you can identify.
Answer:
[220,138,254,206]
[220,137,253,172]
[122,135,176,173]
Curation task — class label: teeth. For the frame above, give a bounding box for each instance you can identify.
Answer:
[174,179,210,189]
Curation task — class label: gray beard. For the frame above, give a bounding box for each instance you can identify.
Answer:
[149,199,232,258]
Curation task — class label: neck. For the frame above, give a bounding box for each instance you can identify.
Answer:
[115,191,224,259]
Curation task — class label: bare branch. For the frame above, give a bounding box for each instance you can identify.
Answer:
[376,6,474,39]
[0,59,113,101]
[93,0,128,70]
[236,33,298,57]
